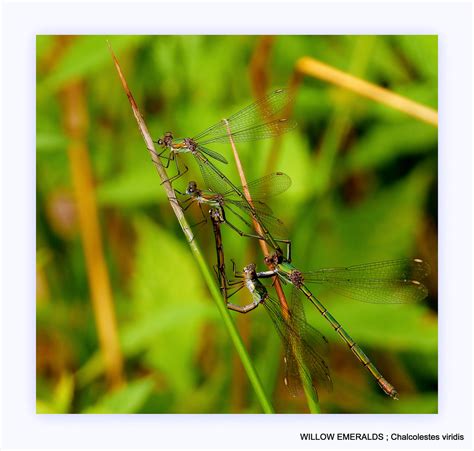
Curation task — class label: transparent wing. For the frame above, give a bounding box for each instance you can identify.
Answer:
[262,289,332,397]
[222,172,292,201]
[192,89,294,144]
[197,145,228,164]
[195,162,281,227]
[234,199,274,215]
[198,118,297,146]
[228,200,289,239]
[195,155,236,194]
[301,259,430,304]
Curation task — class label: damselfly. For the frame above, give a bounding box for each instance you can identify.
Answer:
[209,211,331,397]
[209,207,228,301]
[207,191,429,398]
[181,172,292,255]
[231,264,332,396]
[249,255,431,399]
[154,89,296,193]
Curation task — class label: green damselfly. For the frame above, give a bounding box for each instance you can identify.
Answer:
[209,211,331,397]
[196,170,429,399]
[249,255,431,399]
[194,166,428,398]
[232,264,332,395]
[153,88,296,193]
[181,172,292,255]
[204,176,429,399]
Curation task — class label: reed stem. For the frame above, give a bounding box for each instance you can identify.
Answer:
[61,69,124,389]
[296,56,438,127]
[224,119,320,413]
[108,43,274,413]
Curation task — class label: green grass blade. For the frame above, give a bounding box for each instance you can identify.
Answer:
[109,43,274,414]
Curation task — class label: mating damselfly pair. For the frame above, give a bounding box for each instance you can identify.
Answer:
[152,88,430,402]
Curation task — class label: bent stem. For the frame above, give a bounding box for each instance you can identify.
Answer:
[224,121,320,413]
[108,43,274,414]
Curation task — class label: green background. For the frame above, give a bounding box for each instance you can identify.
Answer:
[36,35,438,413]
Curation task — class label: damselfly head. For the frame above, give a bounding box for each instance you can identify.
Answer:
[243,263,257,277]
[157,131,173,147]
[186,181,199,196]
[264,252,283,266]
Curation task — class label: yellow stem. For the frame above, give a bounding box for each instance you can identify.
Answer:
[296,56,438,127]
[61,80,124,389]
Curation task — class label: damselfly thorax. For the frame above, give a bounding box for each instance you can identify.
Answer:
[209,206,225,224]
[186,180,223,209]
[242,263,269,304]
[156,132,198,155]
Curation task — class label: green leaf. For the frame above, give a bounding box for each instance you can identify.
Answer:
[370,37,411,83]
[301,163,433,266]
[38,36,147,94]
[36,373,75,414]
[97,162,166,207]
[307,299,437,352]
[36,36,55,59]
[83,378,155,413]
[343,121,437,174]
[395,36,438,81]
[122,303,217,357]
[128,216,209,396]
[37,132,69,153]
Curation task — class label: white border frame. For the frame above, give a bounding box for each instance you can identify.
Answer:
[1,1,472,449]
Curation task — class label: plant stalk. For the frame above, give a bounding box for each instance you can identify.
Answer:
[296,56,438,127]
[108,42,274,413]
[224,120,320,413]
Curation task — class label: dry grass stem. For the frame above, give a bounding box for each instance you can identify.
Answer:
[224,121,290,315]
[296,56,438,127]
[108,43,274,413]
[107,43,195,243]
[61,79,124,389]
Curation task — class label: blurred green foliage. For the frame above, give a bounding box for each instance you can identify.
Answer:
[36,35,437,414]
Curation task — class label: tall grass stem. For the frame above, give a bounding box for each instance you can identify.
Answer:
[108,42,274,413]
[296,56,438,126]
